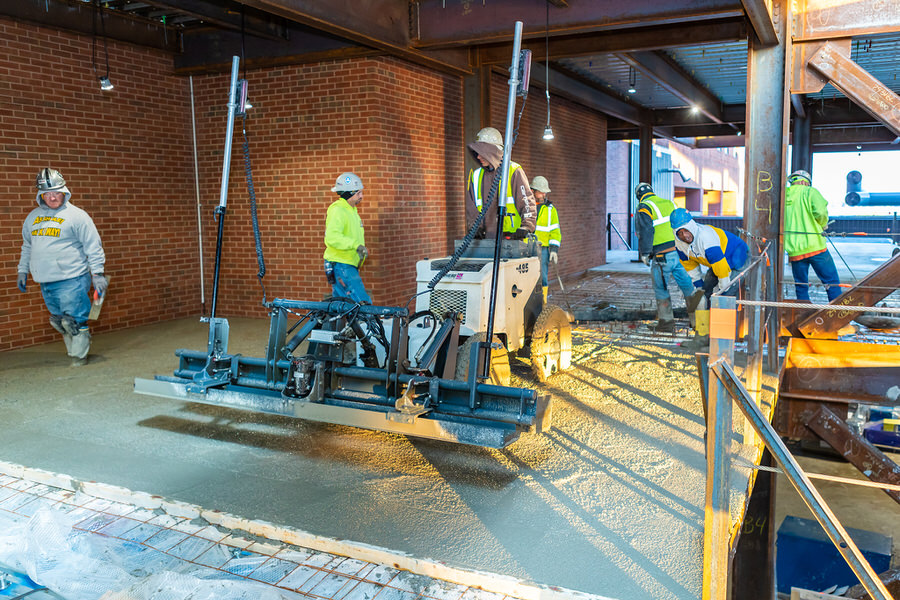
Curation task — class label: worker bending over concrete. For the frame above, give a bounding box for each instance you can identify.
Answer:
[670,208,748,350]
[634,182,695,332]
[17,168,107,366]
[465,126,536,240]
[324,172,371,304]
[531,175,561,304]
[784,169,842,302]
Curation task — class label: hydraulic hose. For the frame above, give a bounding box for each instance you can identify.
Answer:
[242,113,267,299]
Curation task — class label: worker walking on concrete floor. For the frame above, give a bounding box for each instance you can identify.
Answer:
[324,172,371,304]
[466,126,536,240]
[17,168,107,366]
[784,169,842,302]
[671,208,748,349]
[531,176,560,304]
[634,182,695,332]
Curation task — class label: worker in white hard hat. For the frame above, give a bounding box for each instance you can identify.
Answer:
[785,170,842,302]
[323,172,371,304]
[17,168,107,365]
[634,182,696,332]
[465,126,536,239]
[530,175,560,304]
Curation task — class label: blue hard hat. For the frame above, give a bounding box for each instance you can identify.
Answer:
[669,208,693,230]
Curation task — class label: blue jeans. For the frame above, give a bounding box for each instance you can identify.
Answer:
[791,251,842,302]
[40,272,92,326]
[330,262,372,304]
[540,246,555,288]
[651,251,696,302]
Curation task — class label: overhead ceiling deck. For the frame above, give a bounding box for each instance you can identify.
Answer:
[6,0,900,151]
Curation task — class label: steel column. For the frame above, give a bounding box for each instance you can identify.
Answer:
[702,294,736,599]
[730,451,776,600]
[791,112,812,174]
[712,361,893,600]
[744,0,790,335]
[639,125,652,184]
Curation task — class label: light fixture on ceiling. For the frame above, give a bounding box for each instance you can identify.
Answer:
[690,104,700,114]
[542,3,554,141]
[92,0,113,91]
[627,67,637,94]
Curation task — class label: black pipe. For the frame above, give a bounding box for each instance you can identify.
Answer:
[208,205,227,318]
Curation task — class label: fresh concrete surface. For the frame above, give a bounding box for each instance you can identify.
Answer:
[0,317,727,600]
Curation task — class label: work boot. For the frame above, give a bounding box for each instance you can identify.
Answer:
[656,320,676,333]
[542,286,549,304]
[68,326,91,365]
[656,298,674,332]
[685,289,706,314]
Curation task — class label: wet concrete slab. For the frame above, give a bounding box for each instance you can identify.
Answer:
[0,317,761,599]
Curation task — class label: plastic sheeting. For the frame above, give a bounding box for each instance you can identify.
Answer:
[0,506,291,600]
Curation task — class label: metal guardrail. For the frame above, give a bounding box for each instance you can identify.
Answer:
[700,245,893,599]
[696,214,900,244]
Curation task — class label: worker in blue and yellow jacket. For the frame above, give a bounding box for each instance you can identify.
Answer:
[530,176,560,303]
[671,208,748,349]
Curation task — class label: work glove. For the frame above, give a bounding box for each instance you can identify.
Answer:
[713,274,732,295]
[17,272,27,293]
[640,254,652,267]
[356,245,369,262]
[92,273,108,297]
[549,250,558,265]
[510,228,529,240]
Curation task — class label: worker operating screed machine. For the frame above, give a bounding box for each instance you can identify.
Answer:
[135,26,567,450]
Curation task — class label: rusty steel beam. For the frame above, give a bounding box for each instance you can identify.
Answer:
[174,25,381,73]
[806,42,900,138]
[237,0,470,75]
[411,0,744,49]
[741,0,778,46]
[617,51,728,126]
[544,64,649,125]
[805,405,900,506]
[779,338,900,405]
[797,252,900,338]
[477,18,746,65]
[0,0,181,53]
[144,0,288,41]
[795,0,900,42]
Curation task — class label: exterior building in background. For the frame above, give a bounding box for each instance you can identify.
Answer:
[606,139,744,250]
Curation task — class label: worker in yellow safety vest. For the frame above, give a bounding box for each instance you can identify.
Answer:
[634,182,696,332]
[465,127,536,239]
[530,176,561,303]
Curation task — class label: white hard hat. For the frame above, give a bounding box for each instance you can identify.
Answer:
[331,172,364,193]
[474,127,504,150]
[788,170,811,185]
[531,175,551,194]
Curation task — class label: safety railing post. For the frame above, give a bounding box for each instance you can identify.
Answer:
[702,293,736,599]
[712,361,893,600]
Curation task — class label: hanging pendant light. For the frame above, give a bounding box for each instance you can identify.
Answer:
[543,3,554,141]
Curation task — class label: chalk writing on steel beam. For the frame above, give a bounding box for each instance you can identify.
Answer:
[755,170,773,224]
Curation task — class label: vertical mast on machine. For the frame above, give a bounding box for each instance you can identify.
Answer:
[482,21,528,379]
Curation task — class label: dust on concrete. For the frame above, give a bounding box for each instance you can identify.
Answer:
[0,316,727,599]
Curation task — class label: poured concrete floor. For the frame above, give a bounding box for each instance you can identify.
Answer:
[0,317,745,599]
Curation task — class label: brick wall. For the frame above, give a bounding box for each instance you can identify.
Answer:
[488,73,607,274]
[605,141,632,250]
[0,18,198,352]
